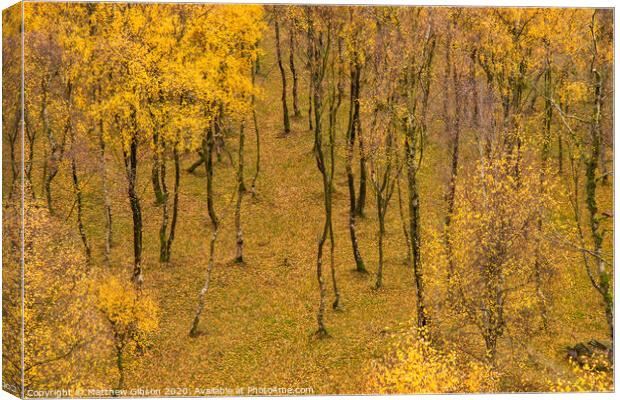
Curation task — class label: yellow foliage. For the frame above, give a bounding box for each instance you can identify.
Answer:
[95,274,159,353]
[549,359,613,392]
[367,328,499,393]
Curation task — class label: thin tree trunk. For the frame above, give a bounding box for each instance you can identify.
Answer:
[307,78,313,131]
[396,174,411,266]
[24,106,36,197]
[164,147,180,262]
[356,129,367,218]
[115,345,125,391]
[586,68,613,362]
[345,62,366,273]
[308,19,330,337]
[99,119,112,264]
[189,220,219,338]
[406,137,427,329]
[234,122,246,263]
[470,49,480,129]
[375,196,386,290]
[206,125,218,228]
[151,131,165,205]
[250,62,261,196]
[558,117,564,175]
[7,91,21,199]
[307,37,313,132]
[534,44,552,330]
[190,126,222,337]
[124,133,143,286]
[289,23,301,117]
[159,146,170,263]
[327,51,342,309]
[186,151,204,174]
[42,80,64,215]
[444,38,461,301]
[274,14,291,135]
[71,156,91,264]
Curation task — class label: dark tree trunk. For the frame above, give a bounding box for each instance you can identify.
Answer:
[308,19,331,337]
[396,174,412,266]
[205,125,218,228]
[42,80,65,215]
[250,62,261,196]
[326,45,343,309]
[186,151,205,174]
[345,62,366,273]
[274,14,291,135]
[308,78,313,131]
[443,36,461,301]
[234,122,246,263]
[99,119,112,264]
[71,156,91,265]
[356,121,367,217]
[534,44,553,330]
[159,147,170,263]
[375,199,386,290]
[158,143,181,264]
[151,131,165,206]
[289,23,301,118]
[115,345,125,391]
[586,68,613,363]
[166,147,180,262]
[24,106,36,197]
[405,136,427,329]
[124,133,143,286]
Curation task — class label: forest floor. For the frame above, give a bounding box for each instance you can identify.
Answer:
[42,33,612,394]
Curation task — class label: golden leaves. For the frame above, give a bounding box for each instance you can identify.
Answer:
[367,328,499,393]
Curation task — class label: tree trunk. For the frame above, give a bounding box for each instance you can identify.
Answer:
[7,91,21,199]
[164,147,180,262]
[206,125,218,228]
[406,136,427,329]
[274,14,291,135]
[307,78,313,131]
[250,62,261,196]
[289,23,301,117]
[189,221,219,338]
[396,174,412,266]
[234,122,246,263]
[159,147,170,263]
[71,157,91,264]
[327,52,342,309]
[186,151,204,174]
[356,130,367,218]
[444,43,461,301]
[190,126,220,337]
[124,134,143,286]
[42,80,64,215]
[533,45,552,330]
[345,62,366,273]
[586,68,613,362]
[99,119,112,264]
[308,20,330,337]
[24,106,36,197]
[115,345,125,391]
[375,196,386,290]
[151,131,165,206]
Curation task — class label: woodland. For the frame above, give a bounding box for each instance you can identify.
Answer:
[1,3,615,395]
